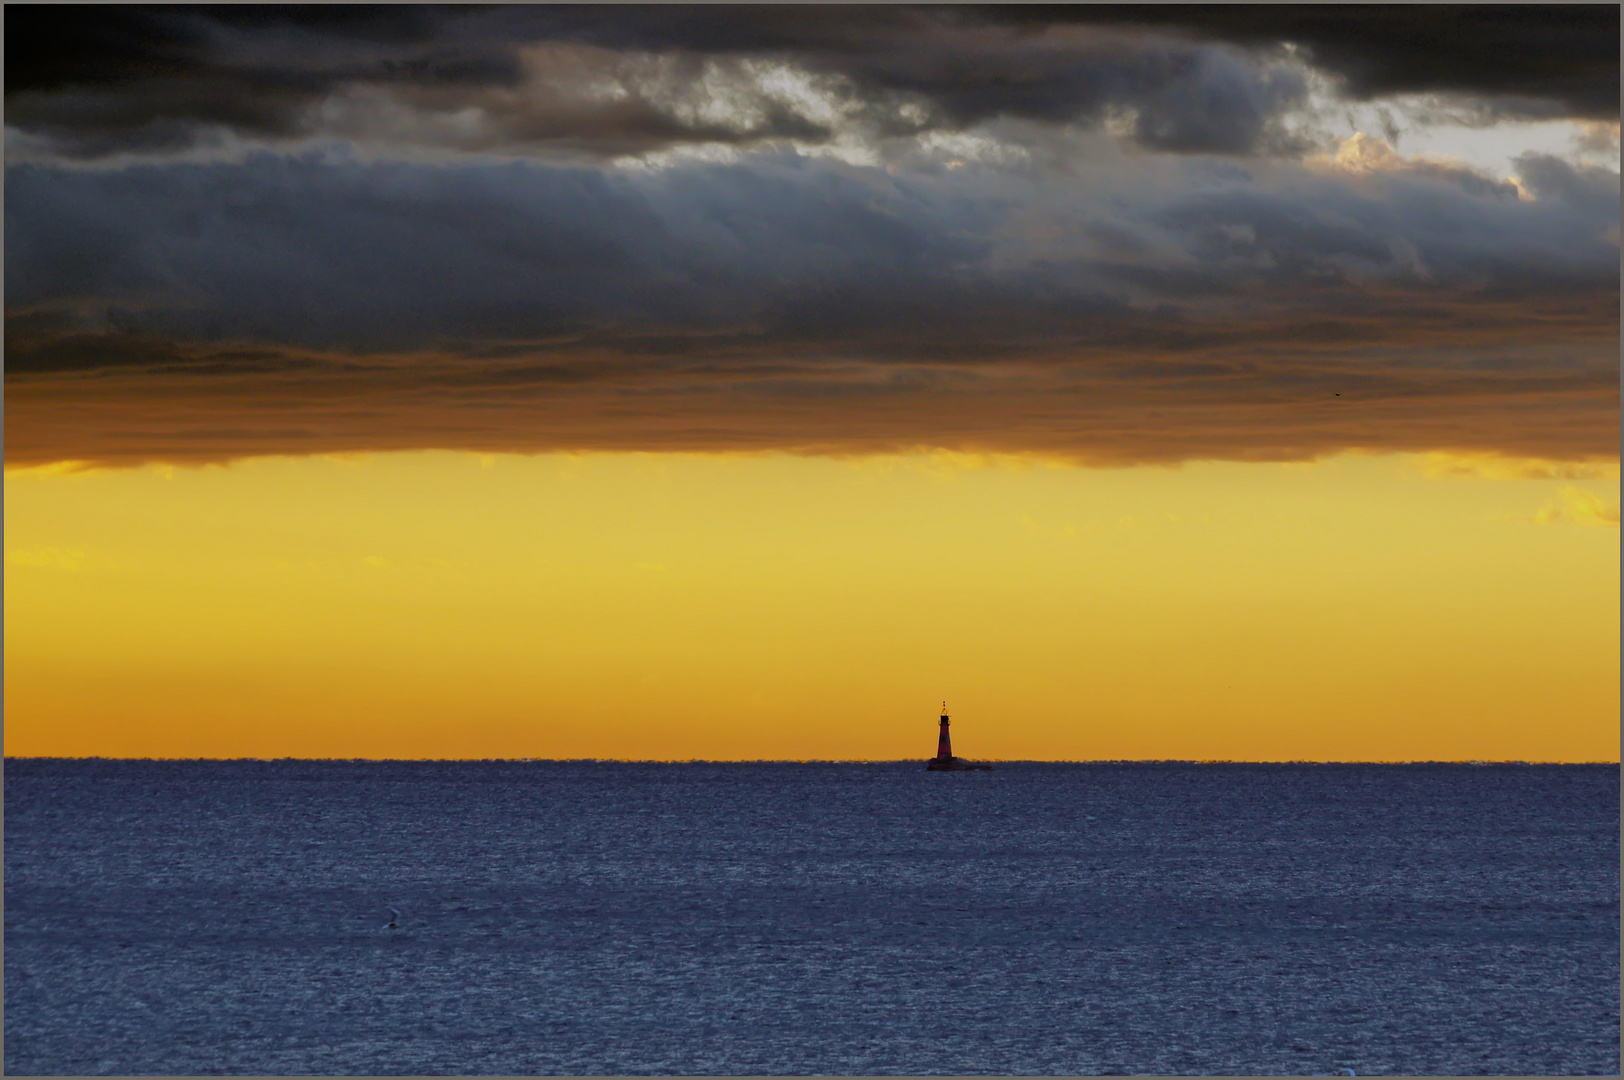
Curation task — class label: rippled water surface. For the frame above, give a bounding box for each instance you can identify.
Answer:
[5,760,1618,1075]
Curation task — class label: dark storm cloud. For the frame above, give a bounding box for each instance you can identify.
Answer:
[7,6,1615,161]
[5,147,1617,466]
[514,5,1622,119]
[1015,6,1621,120]
[7,150,1616,354]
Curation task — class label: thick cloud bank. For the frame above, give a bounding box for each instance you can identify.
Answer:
[8,142,1616,466]
[3,6,1618,466]
[5,6,1616,161]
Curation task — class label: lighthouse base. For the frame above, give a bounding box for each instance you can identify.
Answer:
[926,756,993,771]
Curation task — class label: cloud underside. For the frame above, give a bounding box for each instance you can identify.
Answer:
[6,144,1619,468]
[7,317,1617,468]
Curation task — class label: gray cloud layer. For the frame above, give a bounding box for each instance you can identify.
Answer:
[6,140,1617,466]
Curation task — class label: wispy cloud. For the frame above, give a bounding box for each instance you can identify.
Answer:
[1413,452,1621,482]
[1532,486,1621,527]
[5,546,87,570]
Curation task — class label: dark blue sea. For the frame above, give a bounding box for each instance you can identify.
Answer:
[4,760,1618,1076]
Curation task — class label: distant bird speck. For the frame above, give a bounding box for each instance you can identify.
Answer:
[384,906,401,930]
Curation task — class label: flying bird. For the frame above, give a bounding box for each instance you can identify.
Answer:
[384,906,401,930]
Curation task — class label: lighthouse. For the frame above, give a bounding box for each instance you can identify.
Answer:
[926,701,992,771]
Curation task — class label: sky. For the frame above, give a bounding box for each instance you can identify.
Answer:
[4,5,1619,760]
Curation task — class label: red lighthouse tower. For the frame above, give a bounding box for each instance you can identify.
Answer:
[926,701,991,771]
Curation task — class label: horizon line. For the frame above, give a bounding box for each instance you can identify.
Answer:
[6,756,1617,766]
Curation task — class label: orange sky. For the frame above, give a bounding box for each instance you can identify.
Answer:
[5,449,1617,761]
[5,8,1618,765]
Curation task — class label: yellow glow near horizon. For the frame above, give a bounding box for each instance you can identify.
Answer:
[5,450,1618,761]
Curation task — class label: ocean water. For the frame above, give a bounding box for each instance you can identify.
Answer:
[4,760,1617,1076]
